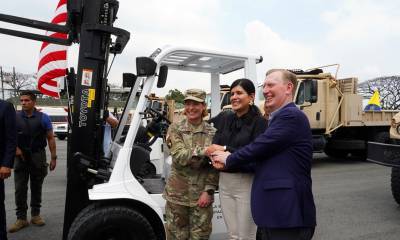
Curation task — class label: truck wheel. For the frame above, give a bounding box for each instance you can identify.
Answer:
[391,167,400,205]
[324,148,348,158]
[68,204,157,240]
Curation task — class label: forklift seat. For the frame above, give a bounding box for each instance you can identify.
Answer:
[130,145,150,177]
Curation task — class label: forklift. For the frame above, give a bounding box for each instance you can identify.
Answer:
[0,1,262,239]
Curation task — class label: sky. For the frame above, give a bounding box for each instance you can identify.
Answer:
[0,0,399,96]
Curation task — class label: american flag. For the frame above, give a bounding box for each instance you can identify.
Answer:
[37,0,68,98]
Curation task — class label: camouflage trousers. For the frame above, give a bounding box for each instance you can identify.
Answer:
[13,149,48,219]
[166,201,213,240]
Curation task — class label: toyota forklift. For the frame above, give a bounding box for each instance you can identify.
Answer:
[0,1,262,239]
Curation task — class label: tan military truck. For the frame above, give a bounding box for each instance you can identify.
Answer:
[291,66,398,158]
[367,113,400,205]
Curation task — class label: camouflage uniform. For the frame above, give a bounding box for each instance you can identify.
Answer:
[163,89,218,240]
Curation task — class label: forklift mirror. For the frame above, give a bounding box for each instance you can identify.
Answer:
[157,65,168,88]
[136,57,157,76]
[122,73,137,88]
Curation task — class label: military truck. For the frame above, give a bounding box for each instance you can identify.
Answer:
[288,66,398,158]
[367,112,400,205]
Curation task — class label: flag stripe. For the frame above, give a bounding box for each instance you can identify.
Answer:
[38,69,66,87]
[38,50,67,70]
[40,44,68,59]
[54,4,67,17]
[57,0,67,9]
[51,13,67,25]
[38,85,59,98]
[37,0,68,98]
[38,60,67,79]
[40,32,68,51]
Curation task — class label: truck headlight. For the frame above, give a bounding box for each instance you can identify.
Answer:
[397,125,400,135]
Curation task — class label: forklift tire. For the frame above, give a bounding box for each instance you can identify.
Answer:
[391,167,400,205]
[68,204,157,240]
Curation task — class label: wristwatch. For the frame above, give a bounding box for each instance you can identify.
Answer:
[51,155,57,160]
[206,189,215,196]
[223,145,227,151]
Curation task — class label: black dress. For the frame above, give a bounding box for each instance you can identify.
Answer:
[210,106,267,172]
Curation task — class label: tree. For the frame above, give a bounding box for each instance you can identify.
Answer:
[165,88,185,104]
[358,76,400,110]
[1,67,35,99]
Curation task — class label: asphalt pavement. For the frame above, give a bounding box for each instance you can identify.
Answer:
[4,140,400,240]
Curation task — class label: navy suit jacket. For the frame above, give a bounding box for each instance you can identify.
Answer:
[226,102,316,228]
[0,100,16,169]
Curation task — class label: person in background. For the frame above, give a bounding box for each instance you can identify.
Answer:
[206,78,267,240]
[0,99,17,240]
[212,69,316,240]
[9,91,57,233]
[263,100,271,121]
[103,110,119,155]
[163,89,218,239]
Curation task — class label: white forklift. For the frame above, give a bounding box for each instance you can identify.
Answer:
[67,46,262,239]
[0,1,262,238]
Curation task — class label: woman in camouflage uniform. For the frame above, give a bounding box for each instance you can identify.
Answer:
[163,89,218,240]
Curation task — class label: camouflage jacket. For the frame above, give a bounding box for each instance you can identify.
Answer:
[163,118,219,207]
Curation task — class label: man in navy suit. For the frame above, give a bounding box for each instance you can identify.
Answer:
[212,69,316,240]
[0,99,17,240]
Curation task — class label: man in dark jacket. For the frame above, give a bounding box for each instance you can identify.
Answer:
[9,91,57,233]
[212,69,316,240]
[0,99,17,240]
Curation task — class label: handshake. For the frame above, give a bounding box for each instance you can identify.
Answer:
[205,144,231,170]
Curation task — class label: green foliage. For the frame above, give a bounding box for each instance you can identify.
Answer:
[165,88,185,104]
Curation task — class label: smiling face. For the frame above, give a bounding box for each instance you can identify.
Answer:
[230,85,254,117]
[263,70,294,113]
[184,100,206,125]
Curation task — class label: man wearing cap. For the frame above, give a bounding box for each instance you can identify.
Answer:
[163,89,218,239]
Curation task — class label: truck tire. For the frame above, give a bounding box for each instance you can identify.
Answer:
[68,204,157,240]
[324,147,348,158]
[391,167,400,205]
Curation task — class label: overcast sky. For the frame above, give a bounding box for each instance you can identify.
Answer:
[0,0,399,95]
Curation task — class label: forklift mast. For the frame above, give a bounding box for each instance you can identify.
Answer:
[0,0,130,239]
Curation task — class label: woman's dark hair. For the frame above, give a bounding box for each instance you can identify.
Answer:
[230,78,255,95]
[230,78,261,116]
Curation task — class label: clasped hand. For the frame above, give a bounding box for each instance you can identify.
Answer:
[0,167,11,179]
[205,144,230,170]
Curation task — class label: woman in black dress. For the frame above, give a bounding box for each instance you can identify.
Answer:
[207,78,267,240]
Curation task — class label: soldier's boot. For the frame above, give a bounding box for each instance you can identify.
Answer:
[31,215,45,226]
[8,219,29,233]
